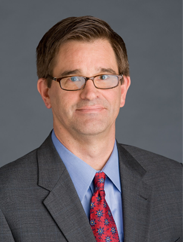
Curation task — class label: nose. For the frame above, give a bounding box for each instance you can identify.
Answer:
[80,79,98,100]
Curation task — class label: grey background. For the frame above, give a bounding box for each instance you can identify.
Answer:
[0,0,182,167]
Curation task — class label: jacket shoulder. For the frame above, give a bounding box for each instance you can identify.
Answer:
[118,143,182,186]
[119,143,182,169]
[0,133,53,184]
[0,149,38,188]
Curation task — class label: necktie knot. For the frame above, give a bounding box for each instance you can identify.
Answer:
[94,172,106,191]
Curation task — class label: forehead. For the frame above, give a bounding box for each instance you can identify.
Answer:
[53,39,118,76]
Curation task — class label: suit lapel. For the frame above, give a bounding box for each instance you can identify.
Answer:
[117,143,152,242]
[37,134,152,242]
[37,134,96,242]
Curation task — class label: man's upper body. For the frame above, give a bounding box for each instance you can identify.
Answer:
[0,16,182,242]
[0,132,182,242]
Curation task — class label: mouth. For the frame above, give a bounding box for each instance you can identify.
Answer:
[76,105,106,113]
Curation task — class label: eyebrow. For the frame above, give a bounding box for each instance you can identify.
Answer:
[59,69,81,77]
[99,68,117,75]
[58,68,117,77]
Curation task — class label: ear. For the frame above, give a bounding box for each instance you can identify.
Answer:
[120,76,131,107]
[37,78,52,109]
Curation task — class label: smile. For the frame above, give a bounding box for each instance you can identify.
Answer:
[76,106,106,113]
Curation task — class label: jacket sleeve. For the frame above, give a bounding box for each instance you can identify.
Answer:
[0,208,15,242]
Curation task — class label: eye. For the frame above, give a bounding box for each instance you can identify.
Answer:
[70,76,80,82]
[100,75,109,80]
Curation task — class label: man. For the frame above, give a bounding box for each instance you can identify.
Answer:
[0,16,182,242]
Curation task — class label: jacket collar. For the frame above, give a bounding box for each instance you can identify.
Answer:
[37,133,96,242]
[117,142,152,242]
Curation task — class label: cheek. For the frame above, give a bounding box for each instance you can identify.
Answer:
[48,87,64,114]
[51,91,78,117]
[104,89,122,112]
[114,88,123,106]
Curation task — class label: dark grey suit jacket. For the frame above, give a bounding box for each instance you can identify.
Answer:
[0,133,182,242]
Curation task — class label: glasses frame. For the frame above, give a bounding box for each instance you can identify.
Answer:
[47,74,123,91]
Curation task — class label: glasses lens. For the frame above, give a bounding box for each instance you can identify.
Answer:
[94,75,119,89]
[61,76,85,90]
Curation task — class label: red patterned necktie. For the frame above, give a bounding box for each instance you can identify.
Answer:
[89,172,120,242]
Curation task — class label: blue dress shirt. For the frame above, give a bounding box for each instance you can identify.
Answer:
[51,130,124,241]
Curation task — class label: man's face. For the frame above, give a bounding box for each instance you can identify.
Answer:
[38,39,130,140]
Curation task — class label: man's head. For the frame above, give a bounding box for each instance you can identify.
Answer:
[37,16,131,143]
[36,16,129,87]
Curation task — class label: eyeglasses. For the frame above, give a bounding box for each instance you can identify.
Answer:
[47,74,123,91]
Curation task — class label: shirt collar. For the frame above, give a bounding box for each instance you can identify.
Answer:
[51,130,121,202]
[102,143,121,192]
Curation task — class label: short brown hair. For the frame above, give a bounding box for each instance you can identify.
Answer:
[36,16,129,87]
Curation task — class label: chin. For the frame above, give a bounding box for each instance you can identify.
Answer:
[75,123,111,137]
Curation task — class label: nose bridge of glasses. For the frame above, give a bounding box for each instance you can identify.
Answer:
[83,76,96,87]
[85,76,95,82]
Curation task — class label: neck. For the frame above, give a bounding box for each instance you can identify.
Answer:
[53,125,116,170]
